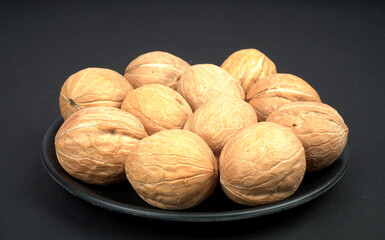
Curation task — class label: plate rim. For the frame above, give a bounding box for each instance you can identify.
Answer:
[41,117,350,222]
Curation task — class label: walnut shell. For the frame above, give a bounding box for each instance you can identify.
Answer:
[55,107,148,185]
[59,68,133,120]
[266,101,349,172]
[121,84,192,135]
[221,48,277,93]
[246,73,321,121]
[178,64,245,111]
[184,96,258,155]
[126,129,218,210]
[124,51,190,90]
[219,122,306,206]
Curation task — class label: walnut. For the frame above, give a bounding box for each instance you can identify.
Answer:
[54,107,148,185]
[184,96,258,155]
[219,122,306,206]
[124,51,190,90]
[221,48,277,93]
[125,129,218,210]
[246,73,321,121]
[266,101,349,172]
[121,84,192,135]
[178,64,245,111]
[59,67,133,120]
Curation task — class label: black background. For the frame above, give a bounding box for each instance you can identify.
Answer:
[1,0,384,239]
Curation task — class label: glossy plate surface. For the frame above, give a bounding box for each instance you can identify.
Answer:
[41,117,350,222]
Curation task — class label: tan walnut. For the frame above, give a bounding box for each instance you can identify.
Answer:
[246,73,321,121]
[55,107,148,185]
[266,101,349,173]
[124,51,190,90]
[126,129,218,210]
[121,84,192,135]
[184,96,258,155]
[219,122,306,206]
[178,64,245,111]
[221,48,277,93]
[59,67,133,120]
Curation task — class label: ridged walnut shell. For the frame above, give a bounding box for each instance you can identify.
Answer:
[246,73,321,121]
[55,107,148,185]
[124,51,190,90]
[178,64,245,111]
[219,122,306,206]
[184,96,258,155]
[266,101,349,172]
[121,84,192,135]
[221,48,277,93]
[126,129,218,210]
[59,68,133,120]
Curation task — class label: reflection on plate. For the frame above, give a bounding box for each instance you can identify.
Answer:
[41,117,350,222]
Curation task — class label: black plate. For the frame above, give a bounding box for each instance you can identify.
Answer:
[41,117,350,222]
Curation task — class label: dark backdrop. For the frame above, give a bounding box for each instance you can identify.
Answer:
[1,0,384,239]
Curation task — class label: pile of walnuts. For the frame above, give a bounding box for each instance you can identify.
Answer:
[55,49,349,210]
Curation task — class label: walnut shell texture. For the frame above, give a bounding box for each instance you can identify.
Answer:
[59,67,133,120]
[55,107,148,185]
[246,73,321,121]
[266,101,349,172]
[221,48,277,93]
[124,51,190,90]
[184,96,258,155]
[126,129,218,210]
[121,84,193,135]
[219,122,306,206]
[178,64,245,111]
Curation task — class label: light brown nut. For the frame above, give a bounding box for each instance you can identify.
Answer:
[126,129,218,210]
[246,73,321,121]
[184,96,258,155]
[219,122,306,206]
[178,64,245,111]
[59,67,133,120]
[124,51,190,90]
[221,48,277,93]
[121,84,192,135]
[266,101,349,173]
[54,107,148,185]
